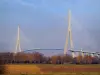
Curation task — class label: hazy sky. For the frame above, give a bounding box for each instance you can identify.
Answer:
[0,0,100,55]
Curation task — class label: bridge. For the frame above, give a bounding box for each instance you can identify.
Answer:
[15,10,100,58]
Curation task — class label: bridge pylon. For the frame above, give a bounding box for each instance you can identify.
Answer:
[64,10,74,55]
[15,25,21,54]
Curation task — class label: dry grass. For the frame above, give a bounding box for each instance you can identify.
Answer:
[5,64,41,74]
[37,64,100,73]
[3,64,100,74]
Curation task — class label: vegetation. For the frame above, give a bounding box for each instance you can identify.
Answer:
[0,51,100,64]
[0,56,5,74]
[0,52,100,74]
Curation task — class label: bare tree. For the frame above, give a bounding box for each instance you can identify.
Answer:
[51,55,58,64]
[83,55,92,64]
[63,54,73,64]
[0,56,5,74]
[76,55,83,64]
[33,52,44,63]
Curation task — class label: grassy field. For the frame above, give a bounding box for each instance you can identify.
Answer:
[3,64,100,75]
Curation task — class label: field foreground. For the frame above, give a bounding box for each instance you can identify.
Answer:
[4,64,100,75]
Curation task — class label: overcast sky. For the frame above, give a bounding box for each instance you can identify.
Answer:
[0,0,100,55]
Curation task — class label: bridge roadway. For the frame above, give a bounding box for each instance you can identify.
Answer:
[23,49,63,52]
[21,49,100,57]
[22,49,81,52]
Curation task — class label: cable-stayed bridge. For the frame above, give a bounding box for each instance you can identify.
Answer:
[15,10,73,54]
[14,10,100,58]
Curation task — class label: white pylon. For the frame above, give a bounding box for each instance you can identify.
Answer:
[81,48,84,58]
[97,54,99,58]
[98,54,100,58]
[15,25,21,54]
[72,51,75,58]
[91,53,94,57]
[64,9,74,55]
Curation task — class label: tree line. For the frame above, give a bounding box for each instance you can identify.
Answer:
[0,52,100,64]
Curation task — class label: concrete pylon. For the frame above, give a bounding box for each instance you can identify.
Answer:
[64,9,74,55]
[95,52,100,58]
[97,54,99,58]
[91,53,95,57]
[81,48,84,58]
[15,25,21,54]
[98,54,100,58]
[72,51,75,58]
